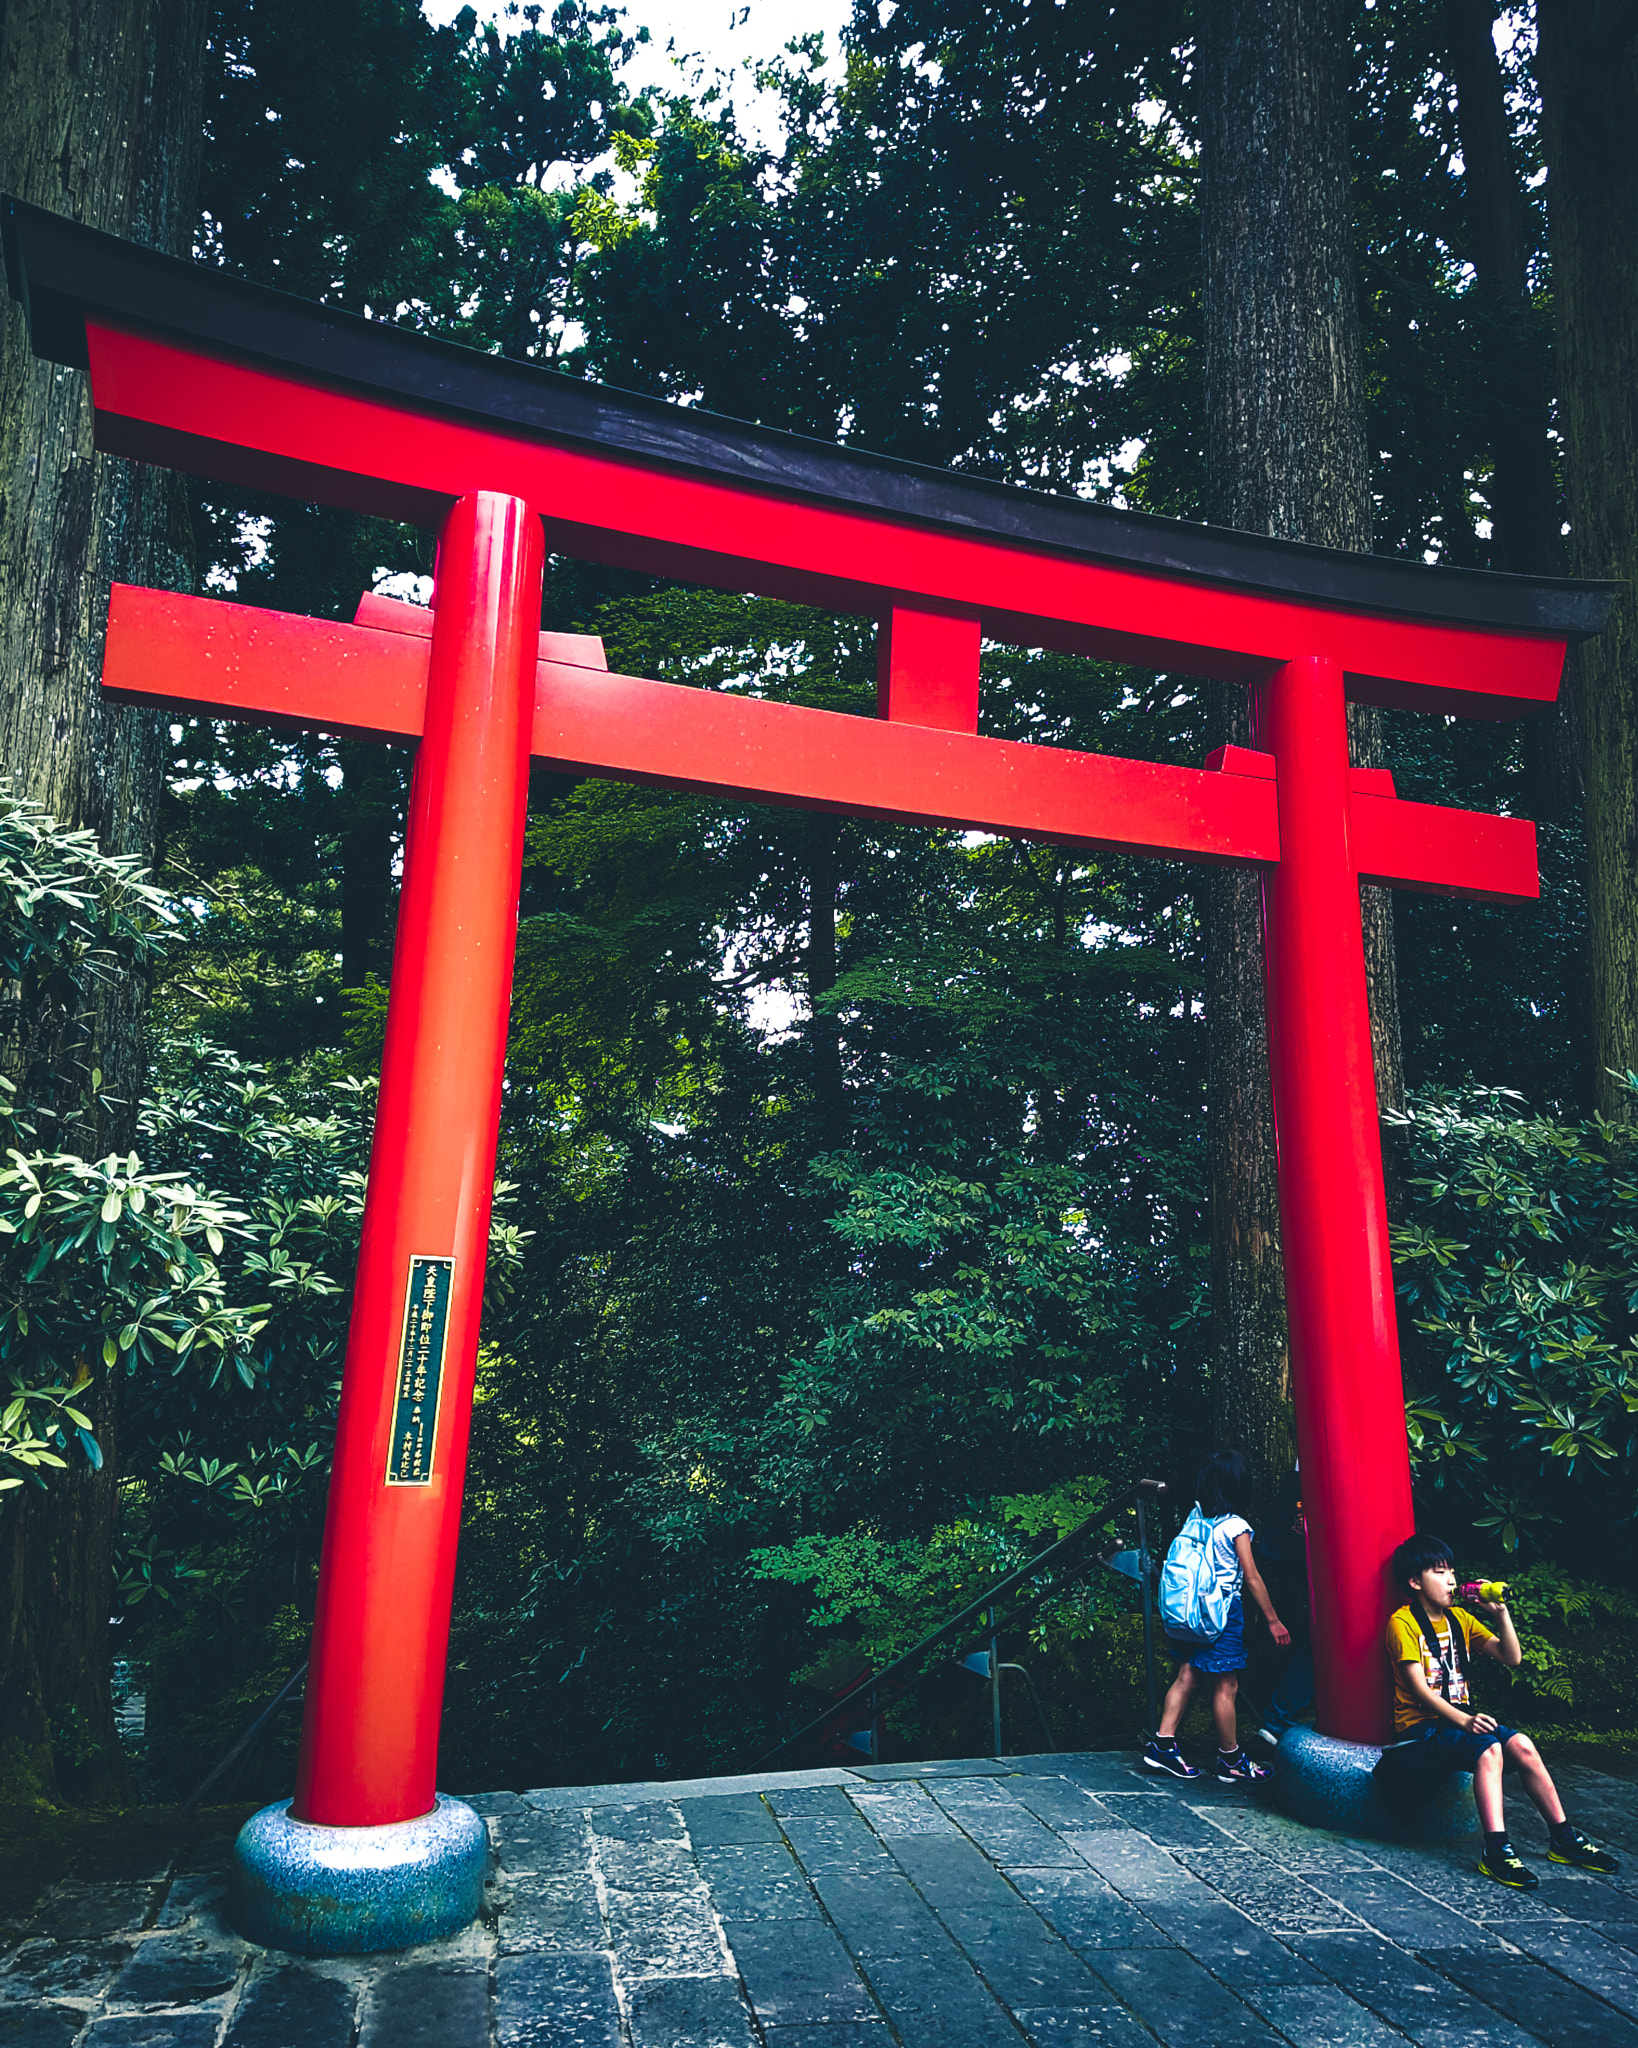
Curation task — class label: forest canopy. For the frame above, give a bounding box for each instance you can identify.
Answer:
[2,0,1635,1802]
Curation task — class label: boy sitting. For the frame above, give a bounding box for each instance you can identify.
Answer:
[1387,1534,1620,1889]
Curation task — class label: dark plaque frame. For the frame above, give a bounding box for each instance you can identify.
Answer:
[386,1256,454,1487]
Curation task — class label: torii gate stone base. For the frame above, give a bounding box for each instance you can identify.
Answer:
[4,198,1612,1954]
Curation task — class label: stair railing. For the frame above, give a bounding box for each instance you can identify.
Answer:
[752,1476,1168,1770]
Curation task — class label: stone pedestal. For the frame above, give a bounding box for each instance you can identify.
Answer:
[228,1795,488,1955]
[1273,1725,1476,1841]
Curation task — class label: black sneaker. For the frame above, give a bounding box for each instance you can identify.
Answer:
[1479,1841,1540,1890]
[1548,1829,1621,1874]
[1142,1737,1199,1780]
[1215,1749,1271,1784]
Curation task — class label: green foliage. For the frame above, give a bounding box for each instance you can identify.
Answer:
[0,800,507,1623]
[0,790,169,1136]
[204,0,454,314]
[0,794,167,980]
[436,2,655,364]
[583,0,1196,476]
[124,1040,528,1612]
[117,1046,367,1600]
[0,1126,267,1496]
[1452,1563,1638,1744]
[746,1477,1172,1762]
[103,0,1627,1793]
[750,1518,1014,1675]
[749,1477,1115,1672]
[816,1150,1126,1395]
[1489,1564,1638,1712]
[0,795,259,1505]
[1393,1081,1638,1561]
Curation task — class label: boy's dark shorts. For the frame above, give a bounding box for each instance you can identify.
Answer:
[1406,1718,1519,1774]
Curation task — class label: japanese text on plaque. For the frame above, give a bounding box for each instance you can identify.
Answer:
[385,1255,453,1486]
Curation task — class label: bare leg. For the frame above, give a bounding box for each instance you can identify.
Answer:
[1471,1743,1505,1834]
[1156,1663,1196,1739]
[1504,1735,1567,1827]
[1212,1674,1240,1752]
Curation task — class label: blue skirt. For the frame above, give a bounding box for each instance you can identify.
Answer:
[1167,1592,1245,1673]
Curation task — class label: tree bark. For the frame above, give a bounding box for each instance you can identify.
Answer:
[1199,0,1400,1504]
[1443,0,1578,816]
[336,742,399,988]
[1536,2,1638,1122]
[0,0,206,1150]
[0,0,209,1798]
[805,818,844,1136]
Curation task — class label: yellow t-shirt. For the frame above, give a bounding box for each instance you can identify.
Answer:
[1386,1603,1497,1733]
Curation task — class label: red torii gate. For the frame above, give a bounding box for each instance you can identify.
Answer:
[5,200,1612,1948]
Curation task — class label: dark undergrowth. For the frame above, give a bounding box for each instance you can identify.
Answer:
[0,1742,255,1943]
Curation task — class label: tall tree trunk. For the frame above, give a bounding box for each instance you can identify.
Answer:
[1443,0,1579,817]
[0,0,209,1799]
[1537,2,1638,1123]
[336,742,399,988]
[1198,0,1399,1505]
[805,818,844,1137]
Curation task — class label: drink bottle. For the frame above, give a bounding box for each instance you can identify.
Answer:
[1460,1579,1507,1603]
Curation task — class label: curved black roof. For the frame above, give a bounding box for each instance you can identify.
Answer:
[3,196,1613,641]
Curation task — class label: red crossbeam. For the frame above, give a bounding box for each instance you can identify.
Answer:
[86,322,1564,719]
[105,585,1537,900]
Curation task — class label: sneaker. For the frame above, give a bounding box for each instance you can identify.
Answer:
[1254,1726,1281,1750]
[1142,1737,1200,1779]
[1479,1841,1540,1891]
[1215,1749,1271,1784]
[1548,1829,1621,1874]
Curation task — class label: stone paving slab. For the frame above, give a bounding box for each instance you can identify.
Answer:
[5,1748,1636,2044]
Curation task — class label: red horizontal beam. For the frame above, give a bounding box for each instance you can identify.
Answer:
[1204,745,1538,902]
[86,323,1564,719]
[107,587,1537,899]
[351,590,608,670]
[107,584,430,745]
[108,585,1269,862]
[1352,789,1537,902]
[532,663,1273,861]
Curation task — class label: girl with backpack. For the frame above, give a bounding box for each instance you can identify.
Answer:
[1144,1449,1290,1783]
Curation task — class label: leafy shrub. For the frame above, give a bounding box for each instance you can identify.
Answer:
[0,790,168,1142]
[750,1476,1115,1670]
[1392,1080,1638,1568]
[1462,1563,1638,1733]
[0,793,269,1511]
[749,1477,1165,1755]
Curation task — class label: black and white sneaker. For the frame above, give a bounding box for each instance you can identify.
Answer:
[1142,1736,1200,1779]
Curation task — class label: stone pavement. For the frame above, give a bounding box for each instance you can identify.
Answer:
[5,1749,1638,2046]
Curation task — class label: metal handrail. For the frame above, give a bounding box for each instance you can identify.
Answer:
[179,1658,308,1814]
[752,1477,1168,1769]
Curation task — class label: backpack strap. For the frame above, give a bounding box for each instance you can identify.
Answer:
[1445,1604,1471,1683]
[1409,1598,1468,1697]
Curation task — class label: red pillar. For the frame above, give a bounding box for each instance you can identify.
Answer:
[1261,655,1415,1747]
[293,492,544,1825]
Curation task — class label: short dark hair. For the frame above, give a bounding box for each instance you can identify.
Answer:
[1196,1448,1254,1520]
[1391,1533,1455,1589]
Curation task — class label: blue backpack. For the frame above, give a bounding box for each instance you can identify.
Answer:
[1159,1504,1238,1642]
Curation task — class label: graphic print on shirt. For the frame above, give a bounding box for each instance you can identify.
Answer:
[1421,1621,1469,1707]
